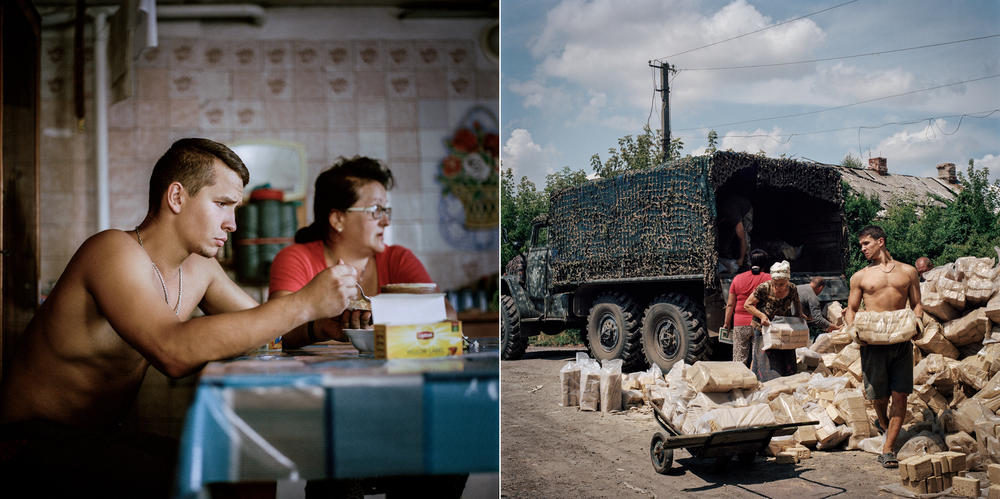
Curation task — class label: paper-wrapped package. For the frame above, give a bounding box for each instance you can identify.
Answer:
[944,308,990,346]
[769,393,817,445]
[913,315,960,358]
[953,398,993,434]
[686,361,759,393]
[956,256,994,276]
[579,362,601,411]
[825,301,845,327]
[915,383,950,414]
[922,290,960,322]
[559,361,581,407]
[938,274,967,310]
[761,372,811,400]
[692,404,776,434]
[960,355,991,391]
[987,295,1000,323]
[831,342,860,372]
[681,392,722,434]
[623,389,644,408]
[761,317,809,350]
[809,333,836,354]
[967,276,997,306]
[852,309,919,345]
[599,359,623,413]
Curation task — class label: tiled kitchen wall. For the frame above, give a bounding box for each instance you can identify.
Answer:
[39,8,498,294]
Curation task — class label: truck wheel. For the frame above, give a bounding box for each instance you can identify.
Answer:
[501,295,528,360]
[586,292,646,371]
[641,293,709,371]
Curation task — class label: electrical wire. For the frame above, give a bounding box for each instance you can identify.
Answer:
[676,34,1000,71]
[656,0,859,61]
[715,108,998,140]
[676,74,1000,132]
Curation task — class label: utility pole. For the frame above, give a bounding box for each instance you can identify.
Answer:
[649,61,675,160]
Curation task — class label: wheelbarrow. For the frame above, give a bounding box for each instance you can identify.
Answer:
[650,405,818,474]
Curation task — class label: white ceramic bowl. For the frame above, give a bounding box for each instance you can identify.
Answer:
[344,328,375,353]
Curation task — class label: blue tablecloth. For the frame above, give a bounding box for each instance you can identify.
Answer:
[174,345,498,498]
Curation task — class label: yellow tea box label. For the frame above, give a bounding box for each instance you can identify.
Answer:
[374,321,463,359]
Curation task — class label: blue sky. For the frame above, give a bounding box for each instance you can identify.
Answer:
[501,0,1000,188]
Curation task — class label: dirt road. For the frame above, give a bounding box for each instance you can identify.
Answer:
[501,346,947,498]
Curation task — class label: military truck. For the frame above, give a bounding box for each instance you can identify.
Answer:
[501,151,850,371]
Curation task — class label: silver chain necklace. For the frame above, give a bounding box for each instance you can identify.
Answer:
[135,227,182,315]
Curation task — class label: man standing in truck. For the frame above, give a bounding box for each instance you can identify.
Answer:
[845,225,922,469]
[717,195,752,273]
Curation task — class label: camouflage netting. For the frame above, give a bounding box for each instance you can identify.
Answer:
[548,151,843,290]
[709,151,843,205]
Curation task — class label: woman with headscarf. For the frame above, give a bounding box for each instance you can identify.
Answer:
[744,260,807,380]
[723,249,771,367]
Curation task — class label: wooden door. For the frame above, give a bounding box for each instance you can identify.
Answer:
[1,0,41,382]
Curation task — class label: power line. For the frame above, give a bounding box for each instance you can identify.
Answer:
[676,73,1000,132]
[714,107,999,141]
[676,34,1000,71]
[657,0,859,61]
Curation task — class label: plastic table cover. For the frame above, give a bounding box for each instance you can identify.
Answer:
[174,345,499,498]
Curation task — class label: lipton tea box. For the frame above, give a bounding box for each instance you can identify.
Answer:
[374,320,463,359]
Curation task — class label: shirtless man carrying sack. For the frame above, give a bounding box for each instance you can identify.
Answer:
[845,225,923,469]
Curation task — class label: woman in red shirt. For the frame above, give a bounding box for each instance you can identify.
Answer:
[268,156,447,347]
[723,249,771,367]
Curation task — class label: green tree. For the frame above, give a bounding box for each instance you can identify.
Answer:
[841,153,864,169]
[589,124,680,178]
[500,166,589,267]
[842,181,883,275]
[706,130,718,154]
[544,166,589,199]
[500,168,547,266]
[842,161,1000,275]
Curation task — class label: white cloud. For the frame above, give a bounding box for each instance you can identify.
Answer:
[717,127,792,156]
[525,0,828,123]
[868,120,999,177]
[502,129,561,184]
[975,153,1000,183]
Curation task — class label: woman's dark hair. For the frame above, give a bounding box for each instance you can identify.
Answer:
[748,249,769,275]
[294,156,394,243]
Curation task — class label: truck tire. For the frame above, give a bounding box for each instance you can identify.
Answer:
[640,293,709,371]
[501,295,528,360]
[586,292,646,371]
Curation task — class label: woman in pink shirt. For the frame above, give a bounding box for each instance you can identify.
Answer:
[723,249,771,366]
[269,157,444,347]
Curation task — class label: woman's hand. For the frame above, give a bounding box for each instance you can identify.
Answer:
[340,309,372,330]
[760,316,771,327]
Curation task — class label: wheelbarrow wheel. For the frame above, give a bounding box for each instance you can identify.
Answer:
[650,432,673,474]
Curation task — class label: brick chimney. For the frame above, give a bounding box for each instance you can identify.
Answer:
[936,162,957,184]
[868,157,887,175]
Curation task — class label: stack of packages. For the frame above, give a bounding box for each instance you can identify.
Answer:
[555,253,1000,466]
[794,253,1000,462]
[897,451,969,494]
[559,353,625,414]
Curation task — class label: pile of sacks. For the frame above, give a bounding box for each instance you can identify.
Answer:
[557,252,1000,468]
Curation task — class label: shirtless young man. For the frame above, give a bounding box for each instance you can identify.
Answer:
[0,139,358,495]
[845,225,922,469]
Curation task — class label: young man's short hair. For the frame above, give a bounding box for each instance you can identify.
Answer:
[858,225,887,243]
[147,138,250,214]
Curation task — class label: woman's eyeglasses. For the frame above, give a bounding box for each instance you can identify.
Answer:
[345,204,392,221]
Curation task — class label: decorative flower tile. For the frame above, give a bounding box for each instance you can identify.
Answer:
[387,71,416,99]
[354,40,383,70]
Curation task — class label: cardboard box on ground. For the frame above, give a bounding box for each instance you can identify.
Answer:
[556,252,1000,469]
